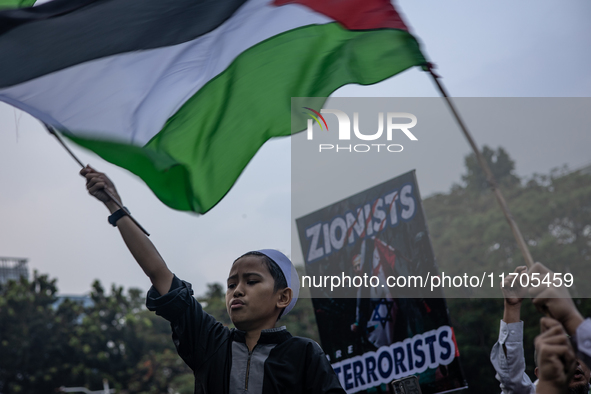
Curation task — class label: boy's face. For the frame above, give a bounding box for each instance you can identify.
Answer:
[570,359,591,392]
[226,255,282,331]
[535,358,590,392]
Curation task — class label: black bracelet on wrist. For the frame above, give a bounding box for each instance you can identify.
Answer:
[108,207,129,227]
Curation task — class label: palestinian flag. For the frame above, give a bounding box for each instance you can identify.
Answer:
[0,0,427,213]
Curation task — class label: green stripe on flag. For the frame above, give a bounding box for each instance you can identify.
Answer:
[67,23,426,213]
[0,0,36,9]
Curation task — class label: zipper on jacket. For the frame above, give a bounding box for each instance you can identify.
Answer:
[245,345,257,390]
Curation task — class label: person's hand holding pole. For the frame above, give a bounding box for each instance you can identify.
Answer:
[501,266,528,324]
[528,263,584,336]
[80,165,149,236]
[81,165,122,210]
[535,317,577,394]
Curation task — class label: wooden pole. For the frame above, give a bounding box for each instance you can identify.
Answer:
[44,123,150,237]
[427,65,534,268]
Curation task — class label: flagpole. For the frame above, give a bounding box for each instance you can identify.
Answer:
[43,123,150,237]
[426,65,534,268]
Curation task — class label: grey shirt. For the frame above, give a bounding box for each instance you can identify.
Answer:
[230,327,287,394]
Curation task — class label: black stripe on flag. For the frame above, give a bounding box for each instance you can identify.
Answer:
[0,0,248,88]
[0,0,100,35]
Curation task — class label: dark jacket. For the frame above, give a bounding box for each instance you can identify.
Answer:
[146,276,345,394]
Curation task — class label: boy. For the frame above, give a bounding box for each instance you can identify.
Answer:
[81,166,345,394]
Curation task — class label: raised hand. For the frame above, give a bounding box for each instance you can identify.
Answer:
[535,317,576,393]
[528,263,583,336]
[501,266,528,323]
[502,266,528,305]
[80,165,122,207]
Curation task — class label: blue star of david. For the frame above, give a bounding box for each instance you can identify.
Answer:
[370,298,394,328]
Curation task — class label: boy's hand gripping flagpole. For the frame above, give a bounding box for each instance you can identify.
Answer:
[426,64,534,268]
[43,123,150,237]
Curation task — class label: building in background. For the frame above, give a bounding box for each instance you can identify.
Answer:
[0,256,28,285]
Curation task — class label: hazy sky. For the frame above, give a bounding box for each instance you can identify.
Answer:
[0,1,589,296]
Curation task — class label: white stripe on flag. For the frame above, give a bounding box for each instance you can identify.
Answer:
[0,0,331,145]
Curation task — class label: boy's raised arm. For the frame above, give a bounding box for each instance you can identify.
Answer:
[80,165,174,296]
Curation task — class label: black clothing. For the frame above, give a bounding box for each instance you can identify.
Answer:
[146,276,345,394]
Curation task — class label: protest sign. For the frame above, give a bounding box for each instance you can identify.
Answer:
[296,171,467,393]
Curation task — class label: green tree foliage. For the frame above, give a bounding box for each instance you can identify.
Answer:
[424,148,591,392]
[65,281,193,392]
[0,272,76,393]
[0,275,192,393]
[427,150,591,292]
[461,146,520,192]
